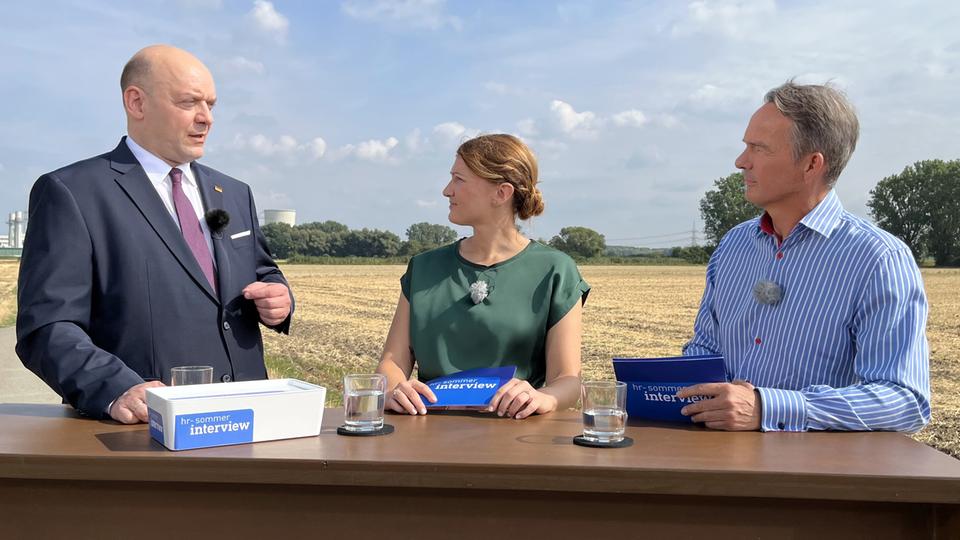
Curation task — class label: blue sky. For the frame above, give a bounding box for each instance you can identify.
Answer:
[2,1,958,247]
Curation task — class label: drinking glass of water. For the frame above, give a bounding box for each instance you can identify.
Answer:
[581,381,627,444]
[342,374,386,432]
[170,366,214,386]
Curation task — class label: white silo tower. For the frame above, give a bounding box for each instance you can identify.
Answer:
[263,209,296,226]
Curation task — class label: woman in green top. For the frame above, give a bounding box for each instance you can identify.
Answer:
[377,134,590,420]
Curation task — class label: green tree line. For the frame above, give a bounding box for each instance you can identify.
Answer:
[262,221,618,261]
[262,221,458,259]
[699,160,960,266]
[264,158,957,265]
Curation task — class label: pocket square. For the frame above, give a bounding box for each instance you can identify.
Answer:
[230,230,251,240]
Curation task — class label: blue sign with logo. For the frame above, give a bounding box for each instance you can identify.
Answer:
[613,355,727,422]
[173,409,255,450]
[149,409,164,443]
[426,366,516,408]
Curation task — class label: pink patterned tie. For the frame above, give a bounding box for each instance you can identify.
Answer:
[169,168,217,292]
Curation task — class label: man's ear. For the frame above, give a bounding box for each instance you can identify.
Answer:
[803,152,827,185]
[123,86,147,120]
[493,182,515,207]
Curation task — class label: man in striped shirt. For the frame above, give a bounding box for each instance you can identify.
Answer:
[678,81,930,432]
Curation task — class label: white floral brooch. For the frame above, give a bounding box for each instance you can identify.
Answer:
[469,280,489,304]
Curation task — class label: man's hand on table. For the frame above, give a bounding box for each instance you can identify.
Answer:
[676,380,762,431]
[109,381,165,424]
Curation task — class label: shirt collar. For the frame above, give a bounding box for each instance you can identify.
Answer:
[124,135,197,188]
[756,189,845,241]
[797,189,844,238]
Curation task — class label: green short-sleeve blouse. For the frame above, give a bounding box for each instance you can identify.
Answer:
[401,239,590,387]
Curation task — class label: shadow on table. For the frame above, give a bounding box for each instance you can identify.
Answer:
[95,430,167,453]
[0,403,79,418]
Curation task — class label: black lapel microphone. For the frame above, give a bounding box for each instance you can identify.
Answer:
[204,209,230,238]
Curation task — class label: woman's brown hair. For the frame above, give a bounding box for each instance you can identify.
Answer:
[456,134,544,220]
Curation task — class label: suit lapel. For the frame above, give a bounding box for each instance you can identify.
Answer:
[194,163,231,305]
[110,139,218,303]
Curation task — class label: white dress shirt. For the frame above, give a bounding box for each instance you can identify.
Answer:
[125,136,216,261]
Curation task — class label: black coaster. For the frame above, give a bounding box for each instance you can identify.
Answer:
[572,435,634,448]
[336,424,395,437]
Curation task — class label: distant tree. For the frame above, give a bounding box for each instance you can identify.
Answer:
[699,172,761,247]
[670,245,713,264]
[261,222,293,258]
[869,159,960,266]
[298,220,350,234]
[549,226,606,258]
[402,222,458,255]
[341,229,402,257]
[406,222,458,246]
[926,163,960,266]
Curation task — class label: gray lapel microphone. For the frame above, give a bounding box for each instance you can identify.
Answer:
[753,279,783,305]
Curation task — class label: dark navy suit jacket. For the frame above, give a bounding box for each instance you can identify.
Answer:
[16,138,293,418]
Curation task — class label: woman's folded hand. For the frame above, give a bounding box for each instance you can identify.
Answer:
[488,378,558,420]
[386,379,437,415]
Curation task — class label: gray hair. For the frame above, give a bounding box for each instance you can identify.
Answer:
[764,80,859,187]
[120,54,151,92]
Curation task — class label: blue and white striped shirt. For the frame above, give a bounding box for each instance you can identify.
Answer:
[684,190,930,432]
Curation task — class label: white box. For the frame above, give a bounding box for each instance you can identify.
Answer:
[145,379,326,451]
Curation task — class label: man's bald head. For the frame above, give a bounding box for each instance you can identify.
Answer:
[121,45,217,166]
[120,45,209,93]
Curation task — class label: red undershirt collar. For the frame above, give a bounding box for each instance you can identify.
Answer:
[759,213,784,246]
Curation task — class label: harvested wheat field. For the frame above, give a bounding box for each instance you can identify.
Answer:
[0,261,18,327]
[262,264,960,458]
[0,260,956,457]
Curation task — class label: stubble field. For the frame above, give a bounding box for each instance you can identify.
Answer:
[261,264,960,458]
[1,260,956,457]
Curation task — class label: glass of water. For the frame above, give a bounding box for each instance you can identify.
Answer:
[170,366,214,386]
[581,381,627,443]
[342,374,386,432]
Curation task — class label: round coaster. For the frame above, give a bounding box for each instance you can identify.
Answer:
[572,435,634,448]
[336,424,395,437]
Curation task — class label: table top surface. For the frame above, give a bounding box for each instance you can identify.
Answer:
[2,403,959,503]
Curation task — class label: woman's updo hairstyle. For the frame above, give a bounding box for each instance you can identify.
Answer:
[456,134,544,220]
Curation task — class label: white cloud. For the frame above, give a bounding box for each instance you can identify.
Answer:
[612,109,648,127]
[341,0,462,31]
[415,199,438,208]
[355,137,399,161]
[550,100,601,139]
[249,0,289,40]
[685,83,754,111]
[529,139,568,154]
[247,134,296,156]
[672,0,776,39]
[332,137,400,162]
[329,144,356,161]
[432,121,479,144]
[229,133,326,160]
[516,118,538,136]
[483,81,530,97]
[405,128,427,153]
[309,137,327,159]
[226,56,264,74]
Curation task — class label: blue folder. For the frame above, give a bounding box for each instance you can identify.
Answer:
[424,366,517,409]
[612,355,727,422]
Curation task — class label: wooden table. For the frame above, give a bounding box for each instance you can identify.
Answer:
[1,403,958,539]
